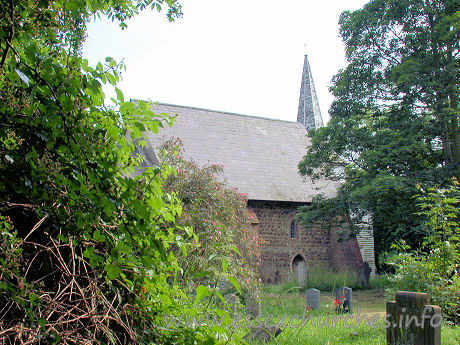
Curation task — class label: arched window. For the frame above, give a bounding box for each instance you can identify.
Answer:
[290,220,297,239]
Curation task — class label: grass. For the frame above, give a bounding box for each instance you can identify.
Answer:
[244,270,459,344]
[263,270,391,295]
[260,289,386,316]
[252,319,386,345]
[249,321,460,345]
[243,290,460,345]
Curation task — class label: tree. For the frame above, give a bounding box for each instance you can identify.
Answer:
[0,1,226,343]
[298,0,459,265]
[160,139,262,295]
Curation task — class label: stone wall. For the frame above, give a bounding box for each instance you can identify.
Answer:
[248,200,363,283]
[329,222,363,273]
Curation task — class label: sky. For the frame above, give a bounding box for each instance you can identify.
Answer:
[83,0,369,123]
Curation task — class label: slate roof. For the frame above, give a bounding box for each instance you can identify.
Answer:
[141,103,340,202]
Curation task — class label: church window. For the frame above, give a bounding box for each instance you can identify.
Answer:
[290,220,297,239]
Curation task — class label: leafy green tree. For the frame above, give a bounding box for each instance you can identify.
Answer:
[0,1,226,343]
[160,139,262,296]
[298,0,460,264]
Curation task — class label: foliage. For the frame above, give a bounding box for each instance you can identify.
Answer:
[387,241,460,324]
[0,0,231,343]
[417,177,460,246]
[159,139,262,297]
[297,0,460,265]
[386,179,460,324]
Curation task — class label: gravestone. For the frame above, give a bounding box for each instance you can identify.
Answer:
[244,293,261,318]
[305,288,320,310]
[224,293,241,314]
[357,261,371,289]
[386,291,441,345]
[335,286,352,314]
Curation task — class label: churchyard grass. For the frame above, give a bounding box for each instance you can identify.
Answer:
[260,290,386,316]
[247,321,460,345]
[263,271,390,295]
[304,268,390,291]
[244,290,460,345]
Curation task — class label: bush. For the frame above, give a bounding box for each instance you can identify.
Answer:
[387,179,460,324]
[387,241,460,324]
[160,139,262,297]
[0,1,230,343]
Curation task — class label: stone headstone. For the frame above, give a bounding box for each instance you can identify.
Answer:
[357,261,371,289]
[335,286,352,314]
[386,291,441,345]
[244,293,261,318]
[305,288,320,310]
[224,293,241,314]
[243,326,282,343]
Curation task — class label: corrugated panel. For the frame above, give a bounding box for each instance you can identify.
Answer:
[357,229,376,277]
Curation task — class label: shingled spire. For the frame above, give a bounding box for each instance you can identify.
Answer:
[297,54,323,131]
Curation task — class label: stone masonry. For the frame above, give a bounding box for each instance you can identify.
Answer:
[248,200,363,283]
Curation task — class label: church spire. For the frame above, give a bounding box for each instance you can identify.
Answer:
[297,54,323,131]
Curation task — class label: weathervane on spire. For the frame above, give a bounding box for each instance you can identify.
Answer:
[303,42,309,55]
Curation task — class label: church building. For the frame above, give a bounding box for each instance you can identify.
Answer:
[140,55,376,283]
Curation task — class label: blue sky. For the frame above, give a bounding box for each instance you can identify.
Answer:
[83,0,369,123]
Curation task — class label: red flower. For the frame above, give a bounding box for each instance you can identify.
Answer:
[333,298,341,307]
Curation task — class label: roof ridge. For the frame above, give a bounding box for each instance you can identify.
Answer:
[132,99,303,126]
